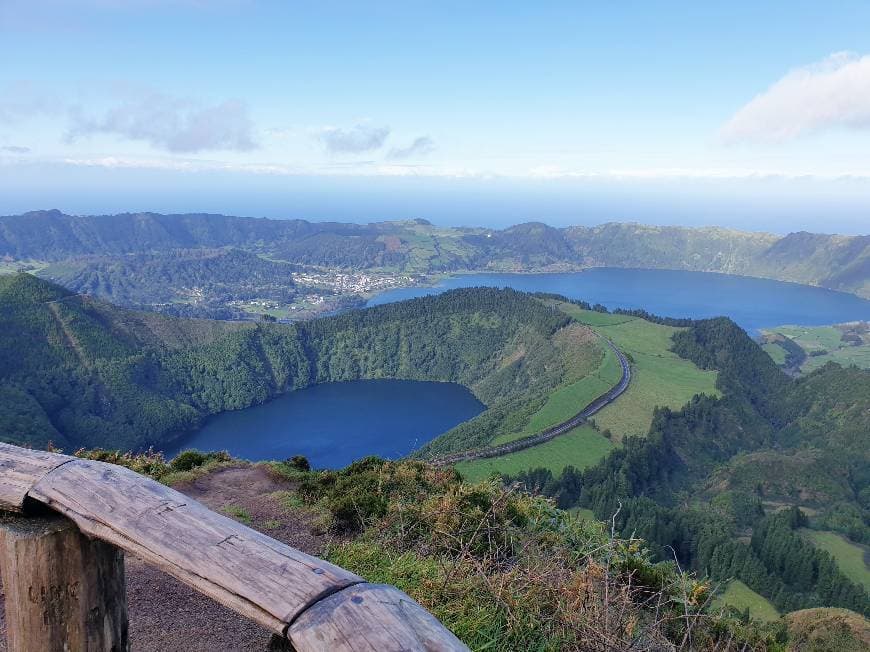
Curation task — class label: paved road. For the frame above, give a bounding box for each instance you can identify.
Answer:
[432,336,631,466]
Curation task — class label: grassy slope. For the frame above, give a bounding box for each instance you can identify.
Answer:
[458,302,719,480]
[558,303,720,440]
[764,325,870,373]
[490,328,620,445]
[713,580,780,622]
[456,425,613,482]
[802,530,870,592]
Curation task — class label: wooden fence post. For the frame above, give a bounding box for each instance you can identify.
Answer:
[0,513,128,652]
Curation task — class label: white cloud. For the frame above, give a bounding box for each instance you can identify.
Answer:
[387,136,435,160]
[66,93,258,153]
[721,52,870,143]
[319,123,390,154]
[0,145,31,153]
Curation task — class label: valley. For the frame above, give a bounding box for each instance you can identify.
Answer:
[1,265,869,643]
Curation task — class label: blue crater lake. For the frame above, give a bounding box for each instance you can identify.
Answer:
[368,268,870,334]
[163,379,484,467]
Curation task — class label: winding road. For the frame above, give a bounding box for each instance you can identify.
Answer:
[432,336,631,466]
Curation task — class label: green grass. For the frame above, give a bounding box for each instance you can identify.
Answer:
[713,580,780,622]
[776,325,845,351]
[762,342,787,365]
[492,342,622,445]
[801,529,870,591]
[559,304,720,440]
[456,425,613,482]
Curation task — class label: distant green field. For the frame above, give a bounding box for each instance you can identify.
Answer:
[762,324,870,372]
[558,304,720,440]
[456,425,613,482]
[801,529,870,591]
[713,580,780,622]
[761,342,787,365]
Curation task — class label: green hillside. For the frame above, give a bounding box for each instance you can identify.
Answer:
[508,316,870,617]
[4,273,870,620]
[458,300,720,481]
[713,580,780,622]
[456,424,613,482]
[0,275,607,453]
[555,302,720,440]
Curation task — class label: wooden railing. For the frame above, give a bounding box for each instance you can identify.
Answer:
[0,443,468,651]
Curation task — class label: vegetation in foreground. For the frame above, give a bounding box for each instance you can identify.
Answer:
[272,456,787,651]
[71,447,234,486]
[783,608,870,652]
[66,448,870,650]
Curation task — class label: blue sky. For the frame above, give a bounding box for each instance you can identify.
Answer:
[2,1,870,233]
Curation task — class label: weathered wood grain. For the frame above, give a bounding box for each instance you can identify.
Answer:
[28,459,363,634]
[0,444,73,511]
[0,513,128,651]
[288,583,470,651]
[0,444,468,650]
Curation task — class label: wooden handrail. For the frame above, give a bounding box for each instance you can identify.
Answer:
[0,443,468,651]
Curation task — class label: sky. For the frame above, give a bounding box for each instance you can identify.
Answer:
[1,1,870,234]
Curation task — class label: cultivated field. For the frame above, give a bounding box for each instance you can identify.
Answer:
[557,303,720,441]
[456,425,613,482]
[762,324,870,372]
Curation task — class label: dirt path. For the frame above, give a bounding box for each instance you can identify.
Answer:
[0,465,329,651]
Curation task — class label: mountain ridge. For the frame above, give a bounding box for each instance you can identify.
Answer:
[2,209,868,299]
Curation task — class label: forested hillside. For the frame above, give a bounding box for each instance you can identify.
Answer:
[2,210,868,299]
[509,314,870,617]
[42,248,298,310]
[0,275,598,453]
